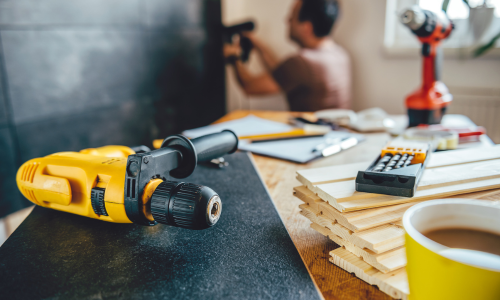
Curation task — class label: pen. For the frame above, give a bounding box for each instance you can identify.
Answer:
[312,137,341,152]
[251,134,324,143]
[312,137,359,156]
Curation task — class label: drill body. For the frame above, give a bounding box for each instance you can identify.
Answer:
[401,6,454,127]
[18,151,132,223]
[16,131,238,230]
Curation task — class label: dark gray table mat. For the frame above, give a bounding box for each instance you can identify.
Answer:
[0,152,320,300]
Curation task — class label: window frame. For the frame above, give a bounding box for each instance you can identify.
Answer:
[384,0,500,58]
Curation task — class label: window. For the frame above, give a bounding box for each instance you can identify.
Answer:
[420,0,500,19]
[385,0,500,54]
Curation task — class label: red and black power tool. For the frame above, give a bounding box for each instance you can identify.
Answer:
[400,6,454,127]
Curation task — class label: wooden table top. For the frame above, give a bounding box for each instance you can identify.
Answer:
[215,110,395,300]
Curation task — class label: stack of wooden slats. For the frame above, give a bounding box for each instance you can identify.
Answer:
[294,145,500,299]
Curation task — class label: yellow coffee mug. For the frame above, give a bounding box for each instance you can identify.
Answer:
[403,199,500,300]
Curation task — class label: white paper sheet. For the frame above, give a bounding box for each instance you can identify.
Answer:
[182,115,294,138]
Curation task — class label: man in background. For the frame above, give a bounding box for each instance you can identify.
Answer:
[224,0,351,111]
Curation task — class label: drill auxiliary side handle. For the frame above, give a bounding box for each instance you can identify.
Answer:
[124,130,239,228]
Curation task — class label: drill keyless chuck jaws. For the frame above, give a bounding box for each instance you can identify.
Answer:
[149,181,222,230]
[400,6,426,31]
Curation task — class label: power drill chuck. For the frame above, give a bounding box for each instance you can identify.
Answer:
[150,181,221,230]
[400,6,426,31]
[400,6,452,39]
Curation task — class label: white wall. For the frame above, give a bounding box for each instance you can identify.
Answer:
[223,0,500,114]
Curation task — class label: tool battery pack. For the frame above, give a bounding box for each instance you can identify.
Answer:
[355,142,430,197]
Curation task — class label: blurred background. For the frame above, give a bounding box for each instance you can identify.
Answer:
[1,0,499,231]
[225,0,500,115]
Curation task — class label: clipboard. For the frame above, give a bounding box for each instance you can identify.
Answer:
[239,131,365,164]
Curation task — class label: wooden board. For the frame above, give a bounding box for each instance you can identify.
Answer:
[294,185,500,232]
[297,146,500,212]
[327,177,500,212]
[295,184,500,258]
[295,197,405,254]
[329,248,409,300]
[316,159,500,202]
[297,145,500,189]
[297,161,371,191]
[302,157,500,212]
[301,206,407,273]
[294,186,421,232]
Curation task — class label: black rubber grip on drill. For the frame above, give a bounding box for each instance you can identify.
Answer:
[191,130,238,162]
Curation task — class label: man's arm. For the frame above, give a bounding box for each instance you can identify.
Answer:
[230,60,281,96]
[244,33,280,72]
[224,43,281,96]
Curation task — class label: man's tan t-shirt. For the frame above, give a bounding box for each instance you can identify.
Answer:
[272,40,351,111]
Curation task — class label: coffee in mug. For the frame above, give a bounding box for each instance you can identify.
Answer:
[403,199,500,300]
[423,228,500,256]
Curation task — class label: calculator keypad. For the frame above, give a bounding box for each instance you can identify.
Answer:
[371,153,414,172]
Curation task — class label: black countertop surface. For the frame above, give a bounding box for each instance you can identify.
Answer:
[0,152,320,299]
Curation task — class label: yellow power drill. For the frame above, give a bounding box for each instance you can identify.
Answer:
[16,130,238,230]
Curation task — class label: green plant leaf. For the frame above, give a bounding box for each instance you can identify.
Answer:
[473,32,500,57]
[442,0,451,12]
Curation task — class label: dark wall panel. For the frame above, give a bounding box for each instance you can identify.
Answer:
[2,31,149,124]
[15,100,155,163]
[146,0,226,136]
[148,30,207,136]
[0,128,29,215]
[145,0,203,28]
[0,0,143,26]
[0,0,225,218]
[0,63,8,127]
